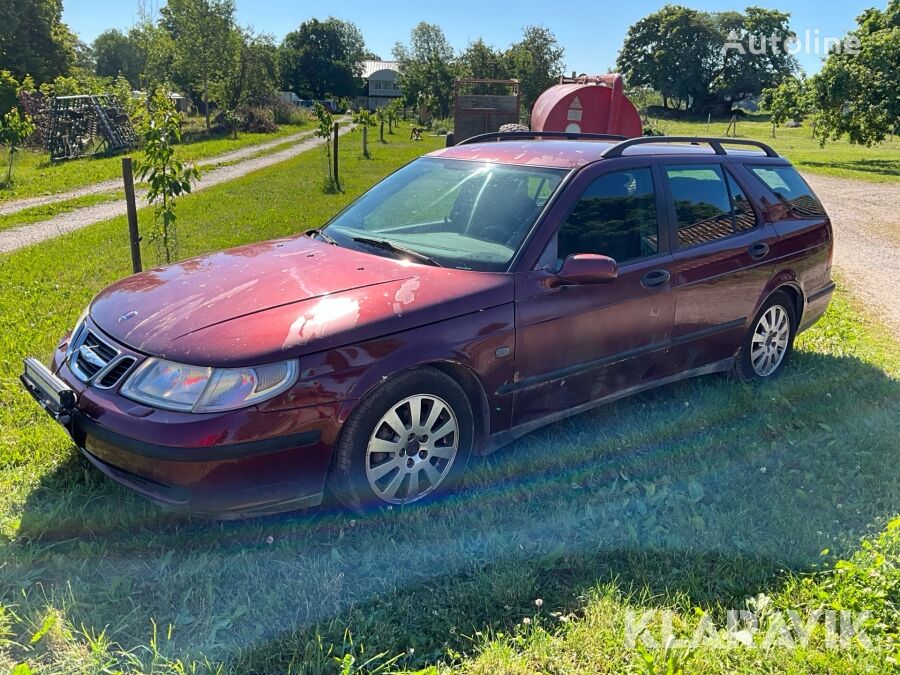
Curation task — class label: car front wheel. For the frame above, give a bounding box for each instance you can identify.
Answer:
[328,368,474,513]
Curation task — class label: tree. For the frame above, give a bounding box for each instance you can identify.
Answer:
[220,28,279,109]
[135,89,201,263]
[506,26,565,115]
[0,107,36,183]
[617,5,797,115]
[761,76,812,135]
[809,0,900,146]
[459,39,509,81]
[161,0,237,130]
[313,102,337,192]
[279,18,365,99]
[0,0,75,83]
[393,22,458,118]
[93,29,144,86]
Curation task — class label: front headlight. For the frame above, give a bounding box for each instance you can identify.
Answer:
[120,357,298,413]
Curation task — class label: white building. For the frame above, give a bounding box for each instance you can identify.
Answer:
[356,60,402,111]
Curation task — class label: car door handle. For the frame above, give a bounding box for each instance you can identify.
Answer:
[749,242,770,260]
[640,269,671,289]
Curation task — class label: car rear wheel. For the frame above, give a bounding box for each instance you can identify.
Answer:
[733,291,796,380]
[328,368,474,513]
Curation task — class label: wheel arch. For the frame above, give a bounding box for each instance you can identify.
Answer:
[341,359,492,456]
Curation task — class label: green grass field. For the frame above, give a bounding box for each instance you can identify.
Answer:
[660,113,900,183]
[0,120,314,203]
[0,123,897,673]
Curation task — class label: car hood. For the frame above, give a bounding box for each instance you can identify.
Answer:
[90,235,513,366]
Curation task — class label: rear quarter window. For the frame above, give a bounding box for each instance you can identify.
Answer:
[748,165,825,217]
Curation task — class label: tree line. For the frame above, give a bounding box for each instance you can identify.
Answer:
[1,0,896,147]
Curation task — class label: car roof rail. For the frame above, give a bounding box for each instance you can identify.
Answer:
[457,130,629,146]
[600,136,779,158]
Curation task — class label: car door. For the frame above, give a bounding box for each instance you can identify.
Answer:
[510,161,677,428]
[661,159,778,370]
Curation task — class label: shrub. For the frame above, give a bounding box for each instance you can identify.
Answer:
[237,106,277,133]
[0,107,36,184]
[431,117,452,135]
[273,101,311,126]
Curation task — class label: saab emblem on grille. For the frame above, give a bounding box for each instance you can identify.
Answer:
[79,345,107,368]
[118,310,138,323]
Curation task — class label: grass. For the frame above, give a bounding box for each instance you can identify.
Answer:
[0,120,314,203]
[0,123,898,673]
[660,113,900,183]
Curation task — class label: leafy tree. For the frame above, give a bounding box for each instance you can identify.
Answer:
[0,0,75,83]
[0,70,19,118]
[353,108,375,156]
[161,0,237,130]
[220,28,279,109]
[135,89,201,263]
[0,107,36,183]
[506,26,565,115]
[761,76,812,135]
[279,18,365,99]
[130,15,177,91]
[313,102,337,191]
[459,39,510,82]
[617,5,797,115]
[93,29,144,86]
[393,22,458,117]
[809,0,900,146]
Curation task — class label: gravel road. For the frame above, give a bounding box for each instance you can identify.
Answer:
[802,174,900,337]
[0,129,316,217]
[0,126,352,254]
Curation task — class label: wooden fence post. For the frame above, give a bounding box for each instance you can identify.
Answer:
[332,122,340,190]
[122,157,142,274]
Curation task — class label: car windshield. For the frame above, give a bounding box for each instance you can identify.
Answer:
[323,157,568,271]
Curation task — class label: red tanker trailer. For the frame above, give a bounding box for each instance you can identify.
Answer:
[530,73,642,138]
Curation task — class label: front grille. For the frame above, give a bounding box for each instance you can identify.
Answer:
[96,356,136,388]
[68,327,131,387]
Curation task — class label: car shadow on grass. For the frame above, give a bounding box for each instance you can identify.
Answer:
[3,348,899,671]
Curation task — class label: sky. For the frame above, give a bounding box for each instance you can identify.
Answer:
[63,0,880,76]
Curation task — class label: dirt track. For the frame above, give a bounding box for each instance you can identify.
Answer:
[0,126,352,254]
[802,174,900,337]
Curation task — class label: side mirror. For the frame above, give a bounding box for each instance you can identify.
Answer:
[557,253,618,284]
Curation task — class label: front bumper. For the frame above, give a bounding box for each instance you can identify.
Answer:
[21,352,345,518]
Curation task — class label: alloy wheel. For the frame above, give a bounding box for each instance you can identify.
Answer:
[365,394,459,504]
[750,304,790,376]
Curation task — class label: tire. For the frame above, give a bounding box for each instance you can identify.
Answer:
[732,290,797,381]
[328,368,474,513]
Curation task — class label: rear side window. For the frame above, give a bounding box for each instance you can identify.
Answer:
[665,165,735,247]
[556,168,659,265]
[727,173,757,233]
[749,165,825,217]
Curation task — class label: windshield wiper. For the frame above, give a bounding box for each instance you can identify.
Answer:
[306,228,339,245]
[352,236,443,267]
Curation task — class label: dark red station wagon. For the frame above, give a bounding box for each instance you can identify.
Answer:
[22,133,835,517]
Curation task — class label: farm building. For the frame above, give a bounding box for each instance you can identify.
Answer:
[356,60,402,110]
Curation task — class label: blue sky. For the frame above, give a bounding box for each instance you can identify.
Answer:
[63,0,879,75]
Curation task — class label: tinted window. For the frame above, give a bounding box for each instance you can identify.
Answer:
[727,173,756,233]
[666,165,734,248]
[749,165,825,217]
[555,168,659,265]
